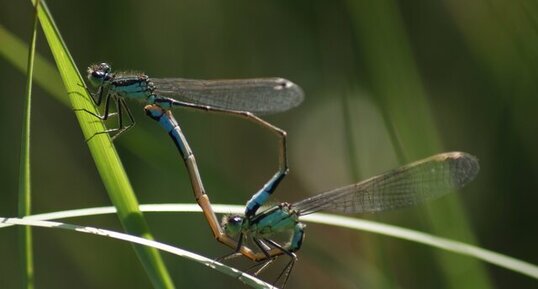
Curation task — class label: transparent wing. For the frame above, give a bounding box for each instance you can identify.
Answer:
[152,77,304,115]
[293,152,479,216]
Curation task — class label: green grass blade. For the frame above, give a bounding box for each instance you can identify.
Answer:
[17,1,40,289]
[30,1,175,288]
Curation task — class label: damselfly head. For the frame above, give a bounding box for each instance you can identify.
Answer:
[222,215,244,237]
[87,63,112,86]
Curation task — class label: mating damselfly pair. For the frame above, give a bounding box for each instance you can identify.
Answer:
[83,63,480,288]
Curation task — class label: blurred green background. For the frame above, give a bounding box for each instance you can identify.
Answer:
[1,0,537,288]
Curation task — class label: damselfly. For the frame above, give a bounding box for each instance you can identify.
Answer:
[82,63,304,215]
[145,105,480,288]
[83,63,303,139]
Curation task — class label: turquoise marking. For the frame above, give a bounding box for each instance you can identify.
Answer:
[254,206,297,236]
[111,75,154,100]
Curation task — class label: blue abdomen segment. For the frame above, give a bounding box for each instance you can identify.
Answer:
[245,171,286,218]
[144,106,189,160]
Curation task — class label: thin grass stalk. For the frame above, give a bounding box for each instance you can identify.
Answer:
[17,1,40,288]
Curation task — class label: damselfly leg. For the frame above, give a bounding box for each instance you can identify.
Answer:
[75,83,135,141]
